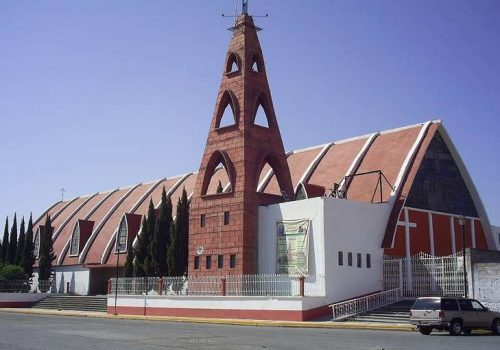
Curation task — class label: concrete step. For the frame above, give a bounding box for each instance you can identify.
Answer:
[31,295,107,313]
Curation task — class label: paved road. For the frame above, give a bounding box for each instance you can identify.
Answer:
[0,313,498,350]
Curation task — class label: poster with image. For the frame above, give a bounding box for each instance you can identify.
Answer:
[276,219,310,275]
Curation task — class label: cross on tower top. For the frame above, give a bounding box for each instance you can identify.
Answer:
[242,0,248,15]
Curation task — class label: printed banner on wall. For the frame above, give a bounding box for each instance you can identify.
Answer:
[276,219,310,275]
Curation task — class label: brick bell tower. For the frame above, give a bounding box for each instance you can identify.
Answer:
[189,3,294,276]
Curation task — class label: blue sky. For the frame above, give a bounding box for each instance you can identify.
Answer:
[1,0,499,227]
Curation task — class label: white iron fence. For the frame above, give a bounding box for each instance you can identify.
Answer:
[0,279,52,293]
[329,288,402,321]
[109,274,325,297]
[383,252,465,298]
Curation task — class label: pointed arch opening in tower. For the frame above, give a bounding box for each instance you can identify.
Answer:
[215,91,239,129]
[250,52,264,73]
[225,52,241,74]
[256,152,290,198]
[201,151,234,196]
[253,93,272,128]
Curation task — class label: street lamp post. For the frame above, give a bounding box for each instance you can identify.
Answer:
[458,216,468,298]
[114,243,123,315]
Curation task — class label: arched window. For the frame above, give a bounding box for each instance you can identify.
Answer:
[215,91,239,129]
[116,216,128,252]
[34,228,40,259]
[225,52,241,74]
[69,223,80,256]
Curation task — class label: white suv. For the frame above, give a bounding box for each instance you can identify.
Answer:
[410,297,500,335]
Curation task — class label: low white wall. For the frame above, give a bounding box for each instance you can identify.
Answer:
[33,265,90,295]
[492,225,500,250]
[108,295,329,311]
[472,262,500,312]
[258,197,391,304]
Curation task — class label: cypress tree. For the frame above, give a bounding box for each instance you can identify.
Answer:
[8,214,18,264]
[1,217,8,263]
[15,217,25,266]
[124,243,134,278]
[38,215,55,282]
[216,180,223,193]
[133,216,148,277]
[143,199,156,276]
[21,214,35,278]
[167,222,176,276]
[175,188,189,276]
[0,217,6,263]
[150,187,172,277]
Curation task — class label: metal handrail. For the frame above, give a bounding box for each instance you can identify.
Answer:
[329,288,402,321]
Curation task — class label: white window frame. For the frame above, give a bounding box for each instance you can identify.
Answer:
[69,223,80,257]
[115,216,128,253]
[34,228,41,259]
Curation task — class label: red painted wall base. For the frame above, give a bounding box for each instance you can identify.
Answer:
[108,304,331,321]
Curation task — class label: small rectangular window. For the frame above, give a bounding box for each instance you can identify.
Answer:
[357,253,362,268]
[224,211,230,225]
[206,255,212,269]
[194,256,200,270]
[348,252,353,266]
[338,251,343,266]
[200,214,206,227]
[230,254,236,268]
[218,255,224,269]
[366,254,371,268]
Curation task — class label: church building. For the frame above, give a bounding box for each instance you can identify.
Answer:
[30,2,498,316]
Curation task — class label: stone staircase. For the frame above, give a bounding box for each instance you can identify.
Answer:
[31,295,107,313]
[349,299,415,324]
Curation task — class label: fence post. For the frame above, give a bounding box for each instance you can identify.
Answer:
[107,279,112,294]
[299,276,305,297]
[158,278,163,295]
[221,277,227,296]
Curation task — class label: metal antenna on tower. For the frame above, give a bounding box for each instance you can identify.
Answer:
[60,187,66,202]
[222,0,268,31]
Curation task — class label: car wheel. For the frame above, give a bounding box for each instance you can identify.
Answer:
[492,319,500,335]
[418,326,432,335]
[449,319,462,336]
[463,329,472,335]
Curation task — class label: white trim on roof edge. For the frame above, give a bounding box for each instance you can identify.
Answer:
[52,193,98,241]
[437,123,495,250]
[339,132,380,192]
[294,142,334,193]
[391,121,432,195]
[79,184,140,264]
[56,189,118,266]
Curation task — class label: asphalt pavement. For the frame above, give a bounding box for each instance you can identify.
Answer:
[0,312,498,350]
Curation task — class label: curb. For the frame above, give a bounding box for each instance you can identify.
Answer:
[0,308,416,332]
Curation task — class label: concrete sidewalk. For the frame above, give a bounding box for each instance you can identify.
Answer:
[0,307,416,332]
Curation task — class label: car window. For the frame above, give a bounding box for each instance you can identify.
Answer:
[458,299,474,311]
[471,300,485,312]
[412,299,440,310]
[442,298,459,311]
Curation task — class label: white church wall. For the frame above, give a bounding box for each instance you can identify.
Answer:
[258,197,391,303]
[33,265,90,295]
[258,197,325,277]
[323,197,391,303]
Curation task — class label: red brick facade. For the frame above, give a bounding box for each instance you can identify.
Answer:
[188,14,294,276]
